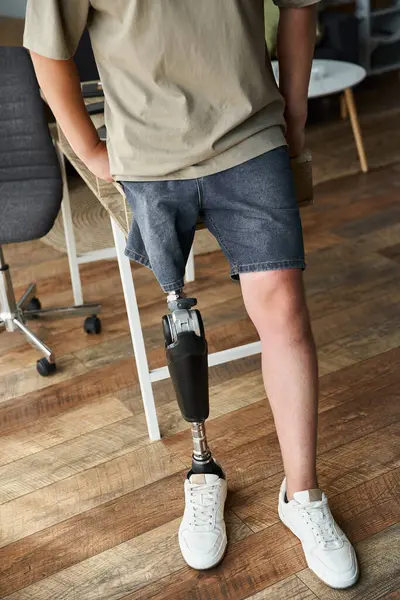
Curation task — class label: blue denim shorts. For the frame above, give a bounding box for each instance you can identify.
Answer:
[121,146,305,293]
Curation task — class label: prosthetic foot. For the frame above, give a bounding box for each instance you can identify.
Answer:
[162,290,227,569]
[162,290,224,478]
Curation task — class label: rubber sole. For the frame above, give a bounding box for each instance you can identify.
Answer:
[187,546,228,571]
[182,541,228,571]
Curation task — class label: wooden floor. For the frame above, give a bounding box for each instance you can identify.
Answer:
[1,160,400,599]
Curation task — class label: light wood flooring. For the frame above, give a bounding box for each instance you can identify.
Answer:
[1,162,400,599]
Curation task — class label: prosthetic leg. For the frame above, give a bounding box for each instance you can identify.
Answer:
[162,290,224,479]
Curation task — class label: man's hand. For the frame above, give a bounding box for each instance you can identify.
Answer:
[83,141,113,182]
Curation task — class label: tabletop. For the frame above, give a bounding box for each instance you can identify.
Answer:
[272,59,367,99]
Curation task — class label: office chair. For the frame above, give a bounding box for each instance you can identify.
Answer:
[0,47,101,376]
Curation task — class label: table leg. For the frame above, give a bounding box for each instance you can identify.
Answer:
[111,217,161,441]
[56,145,84,306]
[344,88,368,173]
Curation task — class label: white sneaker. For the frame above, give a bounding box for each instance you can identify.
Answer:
[278,478,359,589]
[179,473,228,570]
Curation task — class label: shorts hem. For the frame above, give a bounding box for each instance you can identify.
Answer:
[124,248,185,293]
[125,247,151,268]
[160,278,186,293]
[230,259,306,280]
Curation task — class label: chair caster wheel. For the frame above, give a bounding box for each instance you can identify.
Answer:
[37,358,57,377]
[84,315,101,334]
[27,297,41,317]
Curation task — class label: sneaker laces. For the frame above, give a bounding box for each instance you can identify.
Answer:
[296,499,341,549]
[187,482,219,529]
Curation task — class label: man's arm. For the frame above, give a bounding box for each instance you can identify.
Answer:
[276,5,317,157]
[30,52,112,181]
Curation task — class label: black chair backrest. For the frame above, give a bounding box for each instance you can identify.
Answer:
[0,47,62,244]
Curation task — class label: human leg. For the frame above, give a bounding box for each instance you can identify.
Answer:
[240,268,318,499]
[121,180,228,569]
[162,289,227,570]
[201,147,358,587]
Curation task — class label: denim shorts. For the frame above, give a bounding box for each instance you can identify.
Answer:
[121,146,305,293]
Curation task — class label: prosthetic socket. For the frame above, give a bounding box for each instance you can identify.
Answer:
[162,291,224,477]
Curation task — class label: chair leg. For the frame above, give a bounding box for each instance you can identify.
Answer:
[0,247,18,332]
[17,283,36,310]
[13,317,55,362]
[23,303,101,320]
[344,87,369,173]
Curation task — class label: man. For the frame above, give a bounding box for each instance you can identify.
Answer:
[24,0,358,588]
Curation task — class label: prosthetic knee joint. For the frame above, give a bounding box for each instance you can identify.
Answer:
[162,290,223,477]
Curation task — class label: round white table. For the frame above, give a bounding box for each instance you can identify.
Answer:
[272,59,368,173]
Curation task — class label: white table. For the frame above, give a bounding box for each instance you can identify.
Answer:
[272,59,368,173]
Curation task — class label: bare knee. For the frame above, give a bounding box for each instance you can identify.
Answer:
[240,270,311,340]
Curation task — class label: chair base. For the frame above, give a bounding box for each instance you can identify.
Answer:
[0,249,102,376]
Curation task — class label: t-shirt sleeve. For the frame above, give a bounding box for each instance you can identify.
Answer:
[23,0,90,60]
[273,0,320,7]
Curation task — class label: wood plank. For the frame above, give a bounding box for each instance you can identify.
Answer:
[318,423,400,494]
[231,420,399,527]
[334,204,400,239]
[0,443,184,548]
[0,470,185,595]
[231,457,399,537]
[308,261,400,321]
[316,380,400,455]
[380,242,400,264]
[0,467,251,597]
[307,186,400,234]
[0,414,154,503]
[305,251,394,297]
[0,354,87,404]
[318,317,400,376]
[329,314,400,362]
[329,471,400,543]
[0,395,131,466]
[297,525,400,600]
[244,576,319,600]
[0,358,138,434]
[3,520,305,600]
[312,283,400,349]
[318,347,400,405]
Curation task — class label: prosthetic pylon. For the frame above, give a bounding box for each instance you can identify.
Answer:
[162,290,224,477]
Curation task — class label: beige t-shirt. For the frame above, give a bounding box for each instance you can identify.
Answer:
[24,0,316,181]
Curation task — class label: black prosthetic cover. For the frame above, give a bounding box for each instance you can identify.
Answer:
[166,331,209,422]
